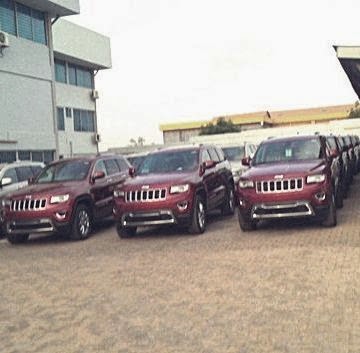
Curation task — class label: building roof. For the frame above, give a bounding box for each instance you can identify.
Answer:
[20,0,80,17]
[159,104,353,132]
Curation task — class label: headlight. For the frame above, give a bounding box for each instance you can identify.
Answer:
[170,184,190,194]
[50,194,69,204]
[306,174,326,184]
[238,180,254,188]
[1,199,11,207]
[114,190,125,198]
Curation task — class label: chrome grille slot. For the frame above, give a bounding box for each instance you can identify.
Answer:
[11,198,47,211]
[256,178,303,193]
[125,188,167,202]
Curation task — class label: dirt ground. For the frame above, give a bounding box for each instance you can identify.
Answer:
[1,178,360,353]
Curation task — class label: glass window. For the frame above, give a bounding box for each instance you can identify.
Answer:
[57,107,65,131]
[18,150,31,161]
[104,159,120,175]
[65,107,72,118]
[73,110,95,132]
[0,151,16,163]
[208,148,220,162]
[31,9,46,44]
[77,68,92,88]
[215,147,225,162]
[32,151,43,162]
[17,3,32,40]
[73,109,81,131]
[222,146,245,162]
[16,166,33,182]
[0,0,16,35]
[116,158,130,171]
[43,151,54,164]
[201,150,211,163]
[68,64,77,85]
[93,160,107,176]
[31,165,43,177]
[3,167,18,183]
[55,60,66,83]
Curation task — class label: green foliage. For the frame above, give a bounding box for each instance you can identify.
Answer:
[199,118,240,135]
[348,101,360,119]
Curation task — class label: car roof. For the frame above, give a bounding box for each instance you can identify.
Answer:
[261,135,322,145]
[0,161,44,169]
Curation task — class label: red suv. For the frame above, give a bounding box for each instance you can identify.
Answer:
[237,135,337,231]
[113,145,235,237]
[3,155,130,244]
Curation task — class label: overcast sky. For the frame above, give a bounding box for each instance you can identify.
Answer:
[70,0,359,150]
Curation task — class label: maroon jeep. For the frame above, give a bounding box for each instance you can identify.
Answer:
[3,155,130,244]
[236,135,338,231]
[113,145,235,237]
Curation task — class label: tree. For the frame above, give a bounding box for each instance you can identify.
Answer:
[129,137,145,146]
[199,117,240,135]
[348,101,360,119]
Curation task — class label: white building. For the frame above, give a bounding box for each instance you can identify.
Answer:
[0,0,111,163]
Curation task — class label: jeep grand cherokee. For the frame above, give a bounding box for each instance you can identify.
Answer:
[113,145,235,237]
[3,155,130,244]
[236,135,338,231]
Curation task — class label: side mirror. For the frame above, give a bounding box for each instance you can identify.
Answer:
[92,170,105,182]
[0,177,12,187]
[241,157,251,166]
[129,167,136,177]
[330,149,338,159]
[199,160,216,176]
[28,176,35,185]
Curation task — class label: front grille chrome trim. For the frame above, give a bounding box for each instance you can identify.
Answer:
[251,201,314,219]
[125,188,167,203]
[256,178,303,193]
[11,199,47,212]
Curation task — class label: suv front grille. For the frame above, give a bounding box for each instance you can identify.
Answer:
[125,188,167,203]
[256,178,303,193]
[11,199,47,211]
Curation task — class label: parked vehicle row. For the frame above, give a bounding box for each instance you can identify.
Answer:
[0,133,359,244]
[236,134,360,231]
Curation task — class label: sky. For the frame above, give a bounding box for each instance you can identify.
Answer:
[69,0,360,150]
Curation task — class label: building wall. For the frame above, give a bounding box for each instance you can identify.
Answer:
[0,33,56,152]
[55,83,97,156]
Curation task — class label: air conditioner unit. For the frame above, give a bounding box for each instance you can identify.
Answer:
[93,133,101,143]
[91,90,99,100]
[0,31,9,47]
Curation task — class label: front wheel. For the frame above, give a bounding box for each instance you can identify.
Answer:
[70,204,92,240]
[116,223,137,238]
[221,187,235,216]
[321,193,337,227]
[188,195,206,234]
[237,209,256,231]
[7,233,29,244]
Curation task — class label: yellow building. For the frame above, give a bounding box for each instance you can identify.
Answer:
[159,104,353,144]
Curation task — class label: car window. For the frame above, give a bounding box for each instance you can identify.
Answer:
[16,166,33,182]
[222,146,245,161]
[93,160,108,176]
[31,166,43,177]
[3,167,18,183]
[116,158,130,172]
[215,147,225,162]
[201,150,211,163]
[208,148,220,162]
[104,159,120,175]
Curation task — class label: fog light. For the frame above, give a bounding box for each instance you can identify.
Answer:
[55,211,67,220]
[177,201,188,211]
[315,192,326,201]
[239,199,245,206]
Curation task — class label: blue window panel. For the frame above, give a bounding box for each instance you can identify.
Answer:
[0,151,16,163]
[55,60,66,83]
[76,68,92,88]
[17,3,32,40]
[32,151,43,162]
[32,9,46,44]
[68,65,77,85]
[43,151,54,163]
[18,150,31,161]
[88,111,95,131]
[57,107,65,131]
[73,109,81,131]
[0,0,16,35]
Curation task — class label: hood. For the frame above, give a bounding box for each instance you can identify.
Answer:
[241,160,326,180]
[7,181,81,199]
[122,172,196,189]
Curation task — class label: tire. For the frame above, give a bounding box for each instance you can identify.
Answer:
[188,195,206,234]
[7,233,29,244]
[221,187,235,216]
[70,204,92,241]
[335,184,343,209]
[237,208,256,231]
[116,223,137,238]
[321,193,337,227]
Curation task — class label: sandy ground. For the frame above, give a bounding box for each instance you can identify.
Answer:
[1,178,360,353]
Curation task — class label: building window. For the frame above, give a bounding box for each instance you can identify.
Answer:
[0,1,46,44]
[65,107,72,118]
[73,109,95,132]
[18,150,31,160]
[0,151,16,163]
[31,151,43,162]
[55,60,67,83]
[0,0,16,35]
[57,107,65,131]
[43,150,54,163]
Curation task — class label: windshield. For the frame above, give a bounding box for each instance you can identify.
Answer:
[36,160,91,183]
[222,146,245,162]
[138,149,199,175]
[253,138,323,165]
[127,155,147,169]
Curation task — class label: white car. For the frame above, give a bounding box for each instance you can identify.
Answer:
[0,161,45,236]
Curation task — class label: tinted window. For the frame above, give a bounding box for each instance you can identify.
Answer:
[104,159,120,175]
[3,167,18,183]
[55,60,66,83]
[116,158,130,171]
[222,146,245,161]
[57,107,65,131]
[18,151,31,161]
[16,166,33,182]
[0,0,16,35]
[138,149,199,175]
[16,3,32,41]
[37,160,91,183]
[93,160,108,176]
